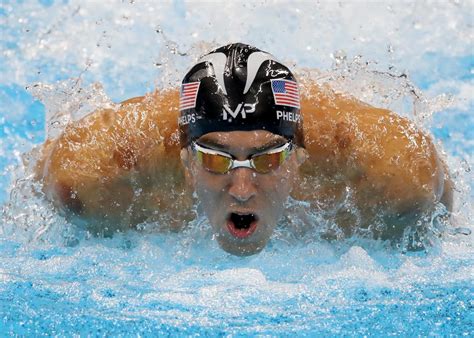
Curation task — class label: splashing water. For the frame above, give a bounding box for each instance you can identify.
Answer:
[0,1,473,335]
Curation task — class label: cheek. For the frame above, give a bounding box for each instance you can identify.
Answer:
[259,164,298,213]
[259,176,292,217]
[266,165,296,196]
[193,170,227,208]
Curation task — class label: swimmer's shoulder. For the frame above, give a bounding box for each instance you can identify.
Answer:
[118,89,181,143]
[297,80,452,224]
[38,87,188,231]
[42,88,181,180]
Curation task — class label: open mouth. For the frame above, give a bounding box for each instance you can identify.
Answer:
[226,212,259,239]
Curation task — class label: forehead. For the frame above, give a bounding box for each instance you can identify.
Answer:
[197,130,286,152]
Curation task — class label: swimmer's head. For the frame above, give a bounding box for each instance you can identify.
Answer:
[179,43,307,256]
[178,43,304,148]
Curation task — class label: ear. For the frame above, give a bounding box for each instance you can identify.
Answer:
[180,148,190,169]
[289,148,309,199]
[180,148,195,188]
[295,147,309,166]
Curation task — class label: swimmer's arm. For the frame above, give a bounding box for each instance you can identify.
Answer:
[37,89,193,234]
[296,84,453,238]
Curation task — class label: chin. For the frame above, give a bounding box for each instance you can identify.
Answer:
[209,211,276,256]
[215,224,272,256]
[217,237,267,256]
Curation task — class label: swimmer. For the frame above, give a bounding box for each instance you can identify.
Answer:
[37,43,453,255]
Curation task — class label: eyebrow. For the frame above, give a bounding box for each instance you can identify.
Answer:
[198,137,287,154]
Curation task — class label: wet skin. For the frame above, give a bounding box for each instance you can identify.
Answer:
[181,131,306,256]
[37,81,454,254]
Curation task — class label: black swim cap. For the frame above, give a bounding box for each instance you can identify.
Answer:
[178,43,304,148]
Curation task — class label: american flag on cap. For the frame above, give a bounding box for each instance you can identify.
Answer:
[270,79,300,109]
[179,82,200,110]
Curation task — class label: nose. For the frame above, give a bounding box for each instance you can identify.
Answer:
[228,168,257,202]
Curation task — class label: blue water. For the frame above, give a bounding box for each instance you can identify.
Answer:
[1,1,473,336]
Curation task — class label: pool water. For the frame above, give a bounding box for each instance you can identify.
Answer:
[0,1,473,335]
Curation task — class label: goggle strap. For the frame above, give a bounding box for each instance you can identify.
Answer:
[193,143,232,158]
[257,141,292,155]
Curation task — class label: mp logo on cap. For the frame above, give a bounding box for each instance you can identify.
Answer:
[222,103,256,121]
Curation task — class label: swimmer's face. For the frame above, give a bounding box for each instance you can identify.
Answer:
[181,130,305,256]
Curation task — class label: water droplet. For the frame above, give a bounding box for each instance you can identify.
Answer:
[331,50,347,66]
[451,227,471,236]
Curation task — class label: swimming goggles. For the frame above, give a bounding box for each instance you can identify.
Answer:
[192,141,293,174]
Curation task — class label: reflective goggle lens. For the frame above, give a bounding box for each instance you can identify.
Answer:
[196,151,232,174]
[252,151,287,174]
